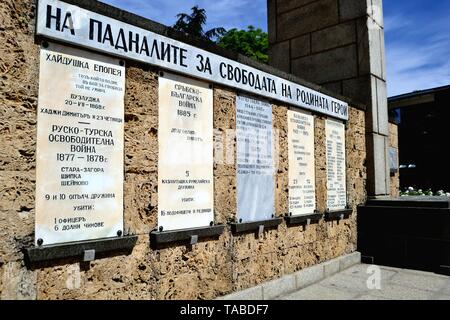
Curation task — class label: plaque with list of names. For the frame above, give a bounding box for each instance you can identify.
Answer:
[236,95,274,222]
[158,73,214,231]
[288,110,316,216]
[326,119,347,210]
[35,43,125,246]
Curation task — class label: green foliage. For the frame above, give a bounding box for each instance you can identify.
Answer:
[218,26,269,63]
[172,5,226,42]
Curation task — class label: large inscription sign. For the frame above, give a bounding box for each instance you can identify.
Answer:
[36,43,125,245]
[236,95,274,222]
[326,119,347,210]
[288,110,316,216]
[36,0,348,120]
[158,73,214,231]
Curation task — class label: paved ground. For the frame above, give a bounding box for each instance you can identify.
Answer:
[278,264,450,300]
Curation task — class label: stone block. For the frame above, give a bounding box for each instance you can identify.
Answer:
[219,285,263,300]
[339,251,361,270]
[322,81,342,96]
[268,0,277,44]
[339,0,370,21]
[277,0,318,14]
[268,40,290,73]
[368,19,384,80]
[295,263,324,289]
[291,45,357,84]
[342,75,372,106]
[291,34,311,58]
[311,21,356,53]
[323,258,340,277]
[370,0,384,27]
[367,133,388,195]
[356,17,370,76]
[262,274,296,299]
[277,0,339,41]
[376,78,389,136]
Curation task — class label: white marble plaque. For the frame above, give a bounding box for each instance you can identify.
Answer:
[236,95,274,222]
[158,73,214,231]
[288,110,316,216]
[326,119,347,210]
[35,43,125,245]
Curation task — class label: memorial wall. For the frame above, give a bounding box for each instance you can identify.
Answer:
[0,0,368,299]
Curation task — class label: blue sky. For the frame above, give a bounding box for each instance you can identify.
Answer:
[102,0,450,97]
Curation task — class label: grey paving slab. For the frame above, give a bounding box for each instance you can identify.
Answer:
[389,272,449,292]
[441,280,450,295]
[433,294,450,300]
[341,264,398,280]
[368,284,434,300]
[354,294,391,300]
[319,273,374,294]
[279,284,359,300]
[278,264,450,300]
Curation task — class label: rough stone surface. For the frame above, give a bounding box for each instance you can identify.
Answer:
[389,123,399,197]
[1,0,368,299]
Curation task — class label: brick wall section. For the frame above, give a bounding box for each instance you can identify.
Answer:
[1,0,366,299]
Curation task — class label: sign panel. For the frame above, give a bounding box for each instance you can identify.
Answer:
[158,73,214,231]
[326,119,347,210]
[35,42,125,245]
[236,95,274,222]
[287,110,316,216]
[36,0,349,120]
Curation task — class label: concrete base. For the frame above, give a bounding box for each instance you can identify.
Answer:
[217,251,361,300]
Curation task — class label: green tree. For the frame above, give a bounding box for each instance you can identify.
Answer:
[172,5,226,42]
[218,26,269,63]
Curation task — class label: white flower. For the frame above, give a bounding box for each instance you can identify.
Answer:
[408,187,414,191]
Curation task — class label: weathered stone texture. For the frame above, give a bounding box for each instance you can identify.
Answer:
[0,0,367,300]
[389,123,399,197]
[0,1,39,285]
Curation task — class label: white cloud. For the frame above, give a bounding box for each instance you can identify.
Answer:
[385,12,450,96]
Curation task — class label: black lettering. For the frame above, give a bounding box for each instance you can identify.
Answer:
[46,5,61,31]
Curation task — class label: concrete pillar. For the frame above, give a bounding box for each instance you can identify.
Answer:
[268,0,390,196]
